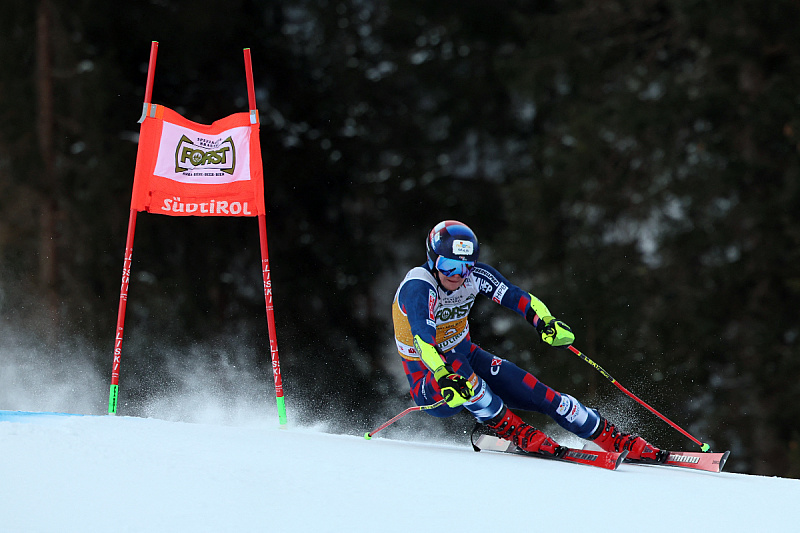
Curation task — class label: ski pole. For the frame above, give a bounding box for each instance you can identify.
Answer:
[364,399,446,440]
[567,345,712,452]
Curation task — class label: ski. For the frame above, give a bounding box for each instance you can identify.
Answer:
[474,434,627,470]
[582,444,730,473]
[626,450,731,473]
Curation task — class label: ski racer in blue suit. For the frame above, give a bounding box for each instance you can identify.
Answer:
[391,220,666,461]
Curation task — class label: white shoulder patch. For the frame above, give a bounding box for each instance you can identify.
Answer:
[404,266,437,286]
[394,266,437,301]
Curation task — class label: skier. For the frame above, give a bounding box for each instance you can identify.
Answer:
[391,219,667,461]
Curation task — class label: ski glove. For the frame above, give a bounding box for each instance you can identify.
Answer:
[536,316,575,348]
[413,335,474,408]
[525,293,575,348]
[433,366,475,408]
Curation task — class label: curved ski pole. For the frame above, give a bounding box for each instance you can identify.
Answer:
[567,345,712,452]
[365,399,447,439]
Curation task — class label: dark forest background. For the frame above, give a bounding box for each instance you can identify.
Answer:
[2,0,799,477]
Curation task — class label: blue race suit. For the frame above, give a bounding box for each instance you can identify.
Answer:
[391,262,600,438]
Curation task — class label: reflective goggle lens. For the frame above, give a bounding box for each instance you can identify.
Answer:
[436,256,475,277]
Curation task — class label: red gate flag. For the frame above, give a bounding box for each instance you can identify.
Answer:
[130,104,265,216]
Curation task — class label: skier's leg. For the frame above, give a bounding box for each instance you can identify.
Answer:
[465,343,600,439]
[436,343,562,455]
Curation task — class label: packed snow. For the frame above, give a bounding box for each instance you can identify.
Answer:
[2,406,799,533]
[2,328,798,531]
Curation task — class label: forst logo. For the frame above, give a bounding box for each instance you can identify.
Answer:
[175,135,236,174]
[435,303,471,321]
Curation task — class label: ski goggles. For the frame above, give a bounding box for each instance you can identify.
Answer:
[436,256,475,278]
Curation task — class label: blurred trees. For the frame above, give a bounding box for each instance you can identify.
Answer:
[1,0,798,476]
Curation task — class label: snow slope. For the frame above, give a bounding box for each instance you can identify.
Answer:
[1,410,798,533]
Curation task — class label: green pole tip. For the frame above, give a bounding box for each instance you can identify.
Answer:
[701,443,711,452]
[364,432,372,440]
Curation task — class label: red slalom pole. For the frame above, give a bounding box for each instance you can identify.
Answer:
[138,41,159,123]
[364,400,447,439]
[567,345,711,451]
[245,48,286,426]
[243,48,257,110]
[109,41,157,415]
[108,210,137,415]
[258,215,286,426]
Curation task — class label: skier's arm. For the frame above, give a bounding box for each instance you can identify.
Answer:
[473,263,574,348]
[413,335,474,407]
[396,280,474,406]
[396,279,438,346]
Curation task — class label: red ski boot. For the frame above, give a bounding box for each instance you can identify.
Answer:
[590,417,668,462]
[486,406,564,457]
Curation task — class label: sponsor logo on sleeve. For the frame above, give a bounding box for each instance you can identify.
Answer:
[428,289,436,322]
[478,279,493,294]
[492,283,508,304]
[474,267,499,286]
